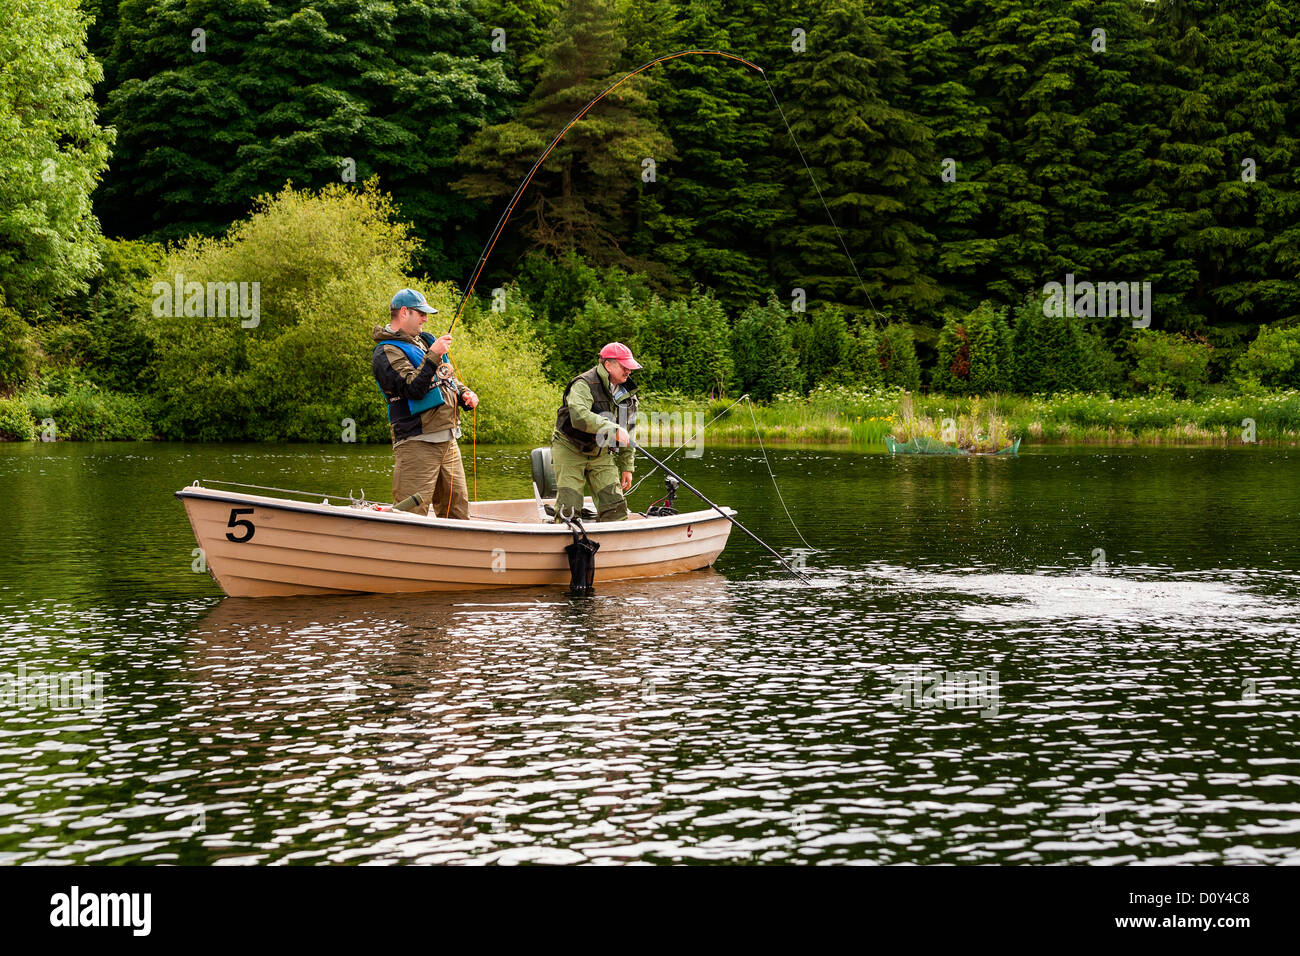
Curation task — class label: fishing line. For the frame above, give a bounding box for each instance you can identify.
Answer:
[438,49,881,519]
[629,394,819,555]
[444,49,765,338]
[627,392,750,495]
[759,73,884,323]
[743,395,819,553]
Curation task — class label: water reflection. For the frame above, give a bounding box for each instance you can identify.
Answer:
[3,444,1300,864]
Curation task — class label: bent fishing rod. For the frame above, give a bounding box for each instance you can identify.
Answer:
[630,438,812,586]
[445,49,765,336]
[444,45,881,339]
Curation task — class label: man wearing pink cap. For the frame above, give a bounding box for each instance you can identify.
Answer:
[550,342,642,521]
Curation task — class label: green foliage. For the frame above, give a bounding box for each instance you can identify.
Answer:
[967,302,1012,393]
[931,301,1010,394]
[98,0,516,277]
[637,291,733,397]
[1128,331,1212,399]
[446,305,558,446]
[554,292,643,384]
[774,0,939,317]
[0,395,36,440]
[476,0,566,85]
[80,239,166,393]
[795,306,851,387]
[37,238,165,395]
[0,0,114,312]
[732,295,797,401]
[843,324,883,388]
[515,248,652,377]
[554,287,732,396]
[145,181,416,441]
[0,294,40,393]
[876,323,922,390]
[617,0,785,309]
[20,0,1300,427]
[453,0,672,280]
[1234,324,1300,389]
[18,384,158,440]
[1011,295,1110,394]
[141,181,557,443]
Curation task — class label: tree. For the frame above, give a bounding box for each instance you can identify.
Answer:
[877,323,922,390]
[773,0,939,320]
[453,0,674,282]
[732,294,796,400]
[616,0,787,309]
[931,301,1010,393]
[0,0,114,312]
[97,0,516,278]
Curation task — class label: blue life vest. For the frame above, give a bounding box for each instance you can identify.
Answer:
[374,335,451,422]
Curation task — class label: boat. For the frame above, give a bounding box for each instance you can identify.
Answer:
[175,450,735,598]
[884,435,1021,456]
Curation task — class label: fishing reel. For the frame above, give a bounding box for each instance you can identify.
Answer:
[646,476,679,517]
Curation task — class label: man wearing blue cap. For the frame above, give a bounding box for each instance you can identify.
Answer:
[372,288,479,518]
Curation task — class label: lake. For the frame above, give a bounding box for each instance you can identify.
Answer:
[1,441,1297,864]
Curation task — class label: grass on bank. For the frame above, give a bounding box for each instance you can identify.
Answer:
[681,385,1300,446]
[4,381,1300,446]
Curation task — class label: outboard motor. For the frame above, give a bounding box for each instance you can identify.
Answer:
[646,476,680,516]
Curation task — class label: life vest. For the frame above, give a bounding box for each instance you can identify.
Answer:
[555,366,639,454]
[373,335,450,422]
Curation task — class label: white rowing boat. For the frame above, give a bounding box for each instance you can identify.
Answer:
[176,479,735,598]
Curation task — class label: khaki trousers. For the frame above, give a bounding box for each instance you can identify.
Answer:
[550,439,628,521]
[392,438,469,518]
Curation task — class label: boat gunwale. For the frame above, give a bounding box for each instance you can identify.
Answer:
[175,485,736,536]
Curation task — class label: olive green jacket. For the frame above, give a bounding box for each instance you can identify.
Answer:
[552,362,636,474]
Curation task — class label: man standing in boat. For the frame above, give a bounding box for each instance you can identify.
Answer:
[372,288,479,518]
[551,342,640,522]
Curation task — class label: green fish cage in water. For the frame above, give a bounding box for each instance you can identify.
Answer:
[884,436,1021,456]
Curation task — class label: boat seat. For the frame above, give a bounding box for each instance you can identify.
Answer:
[530,447,600,522]
[531,447,557,498]
[531,447,557,521]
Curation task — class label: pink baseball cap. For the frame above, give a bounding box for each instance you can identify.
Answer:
[600,341,641,370]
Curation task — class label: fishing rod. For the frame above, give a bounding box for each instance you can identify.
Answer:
[445,49,765,336]
[630,438,812,586]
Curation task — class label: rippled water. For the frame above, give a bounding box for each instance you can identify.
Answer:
[1,442,1298,864]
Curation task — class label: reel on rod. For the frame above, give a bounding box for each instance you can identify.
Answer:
[646,476,680,517]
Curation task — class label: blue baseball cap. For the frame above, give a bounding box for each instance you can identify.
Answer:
[390,288,438,314]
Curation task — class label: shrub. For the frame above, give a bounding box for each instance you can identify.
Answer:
[147,180,420,441]
[1011,294,1107,393]
[843,322,883,388]
[445,304,558,446]
[636,290,733,397]
[20,384,159,440]
[1128,330,1212,398]
[556,288,732,397]
[554,292,643,383]
[80,238,166,393]
[517,249,652,376]
[1234,324,1300,389]
[795,305,850,387]
[0,395,35,439]
[732,294,796,401]
[0,294,40,393]
[876,323,922,390]
[932,301,1011,393]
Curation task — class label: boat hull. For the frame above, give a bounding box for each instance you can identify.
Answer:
[177,487,734,597]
